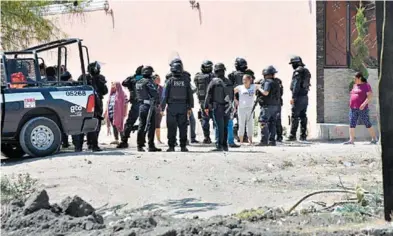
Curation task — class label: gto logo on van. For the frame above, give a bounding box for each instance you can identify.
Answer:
[70,105,83,117]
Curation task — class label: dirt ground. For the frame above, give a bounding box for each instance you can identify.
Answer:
[1,129,389,235]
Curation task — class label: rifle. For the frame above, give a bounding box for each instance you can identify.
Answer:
[248,96,263,122]
[144,98,156,133]
[224,95,235,119]
[248,78,265,121]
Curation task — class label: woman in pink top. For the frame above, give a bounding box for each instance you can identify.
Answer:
[344,72,377,144]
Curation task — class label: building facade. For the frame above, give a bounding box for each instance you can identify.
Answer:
[316,1,379,125]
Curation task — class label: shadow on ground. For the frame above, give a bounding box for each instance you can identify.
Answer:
[127,198,228,216]
[1,148,128,166]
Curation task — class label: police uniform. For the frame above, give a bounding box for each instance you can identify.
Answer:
[166,58,199,144]
[257,66,281,146]
[288,56,311,141]
[194,60,214,144]
[162,62,194,152]
[228,57,255,146]
[135,66,161,152]
[205,63,234,152]
[276,78,284,142]
[117,65,143,148]
[73,62,108,152]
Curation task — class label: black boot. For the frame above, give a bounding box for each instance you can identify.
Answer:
[167,147,175,152]
[62,142,70,148]
[91,146,102,152]
[137,147,145,152]
[268,142,276,146]
[223,146,229,151]
[117,141,129,149]
[74,146,82,152]
[286,136,297,141]
[190,139,199,144]
[181,147,189,152]
[148,146,162,152]
[256,142,268,146]
[229,143,240,148]
[203,137,212,144]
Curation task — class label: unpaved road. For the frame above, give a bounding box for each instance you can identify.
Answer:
[1,130,382,219]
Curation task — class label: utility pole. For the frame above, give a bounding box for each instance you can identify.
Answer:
[375,0,393,222]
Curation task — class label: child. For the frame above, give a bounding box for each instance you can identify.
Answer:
[153,74,164,143]
[104,82,128,144]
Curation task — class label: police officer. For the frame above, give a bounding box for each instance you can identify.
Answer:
[276,77,284,142]
[288,56,311,141]
[205,63,234,152]
[135,66,161,152]
[256,66,281,146]
[228,57,255,145]
[194,60,214,144]
[166,58,199,144]
[74,61,108,152]
[161,62,194,152]
[117,65,144,148]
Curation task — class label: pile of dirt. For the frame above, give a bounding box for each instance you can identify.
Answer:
[1,190,392,236]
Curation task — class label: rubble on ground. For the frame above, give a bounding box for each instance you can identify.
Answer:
[1,190,392,236]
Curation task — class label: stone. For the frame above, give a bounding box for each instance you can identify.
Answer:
[50,203,63,214]
[24,190,51,215]
[60,196,95,217]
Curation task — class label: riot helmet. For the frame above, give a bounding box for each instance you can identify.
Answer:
[262,65,278,76]
[87,61,100,75]
[135,65,143,76]
[201,60,213,73]
[289,56,305,69]
[169,58,183,66]
[170,62,184,76]
[141,65,154,78]
[234,57,247,71]
[214,63,226,77]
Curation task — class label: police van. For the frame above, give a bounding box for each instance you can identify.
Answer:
[1,39,98,158]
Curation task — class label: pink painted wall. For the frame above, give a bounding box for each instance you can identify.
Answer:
[46,1,317,136]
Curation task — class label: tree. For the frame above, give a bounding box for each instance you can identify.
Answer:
[375,0,393,222]
[349,3,369,91]
[0,1,87,51]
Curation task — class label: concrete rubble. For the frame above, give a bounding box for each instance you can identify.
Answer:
[1,190,392,236]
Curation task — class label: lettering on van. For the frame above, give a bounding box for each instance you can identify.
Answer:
[24,98,36,108]
[66,91,86,96]
[70,105,83,117]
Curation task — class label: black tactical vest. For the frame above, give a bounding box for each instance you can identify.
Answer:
[195,72,213,101]
[167,77,188,104]
[233,71,245,86]
[262,78,280,106]
[223,78,234,101]
[212,77,233,104]
[292,67,311,96]
[135,79,150,102]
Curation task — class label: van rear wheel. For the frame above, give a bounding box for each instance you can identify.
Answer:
[19,117,62,157]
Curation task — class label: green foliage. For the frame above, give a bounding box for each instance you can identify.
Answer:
[0,0,88,51]
[1,173,38,204]
[349,3,370,90]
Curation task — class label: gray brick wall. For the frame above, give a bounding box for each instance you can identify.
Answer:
[323,69,379,124]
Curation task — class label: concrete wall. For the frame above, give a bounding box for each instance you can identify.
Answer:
[323,68,379,124]
[44,1,317,135]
